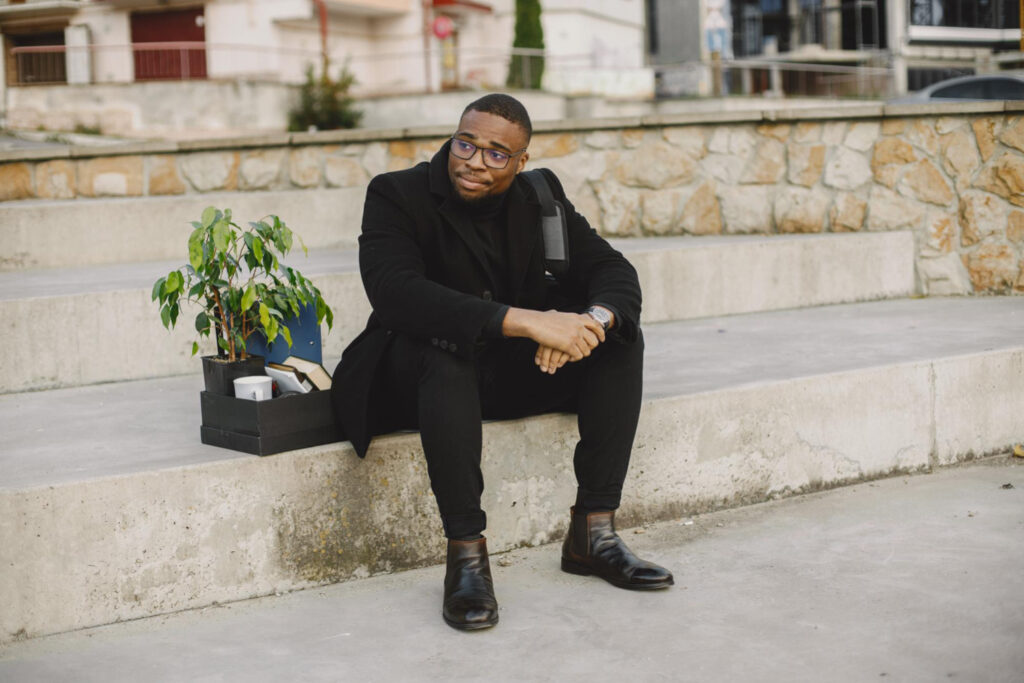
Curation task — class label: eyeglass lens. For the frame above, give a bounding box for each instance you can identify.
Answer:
[450,138,512,169]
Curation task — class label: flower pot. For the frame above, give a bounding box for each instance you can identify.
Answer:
[201,355,266,397]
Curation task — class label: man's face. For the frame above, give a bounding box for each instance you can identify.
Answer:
[447,109,530,203]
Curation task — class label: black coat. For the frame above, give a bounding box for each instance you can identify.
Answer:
[332,141,642,457]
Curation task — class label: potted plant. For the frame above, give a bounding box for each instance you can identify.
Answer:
[153,206,333,396]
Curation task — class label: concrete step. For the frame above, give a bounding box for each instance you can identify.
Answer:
[0,232,915,393]
[0,189,365,271]
[2,459,1021,682]
[2,297,1021,642]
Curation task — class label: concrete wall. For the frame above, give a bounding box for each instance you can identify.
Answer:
[3,102,1023,295]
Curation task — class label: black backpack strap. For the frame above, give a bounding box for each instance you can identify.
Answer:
[522,169,570,274]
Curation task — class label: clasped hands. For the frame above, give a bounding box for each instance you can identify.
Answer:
[502,308,610,375]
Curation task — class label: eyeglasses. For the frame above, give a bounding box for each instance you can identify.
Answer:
[449,137,527,170]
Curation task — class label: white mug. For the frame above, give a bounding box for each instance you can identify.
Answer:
[234,375,273,401]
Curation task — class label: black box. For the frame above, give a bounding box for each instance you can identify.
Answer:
[199,390,344,456]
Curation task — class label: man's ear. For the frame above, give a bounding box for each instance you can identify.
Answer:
[516,152,529,174]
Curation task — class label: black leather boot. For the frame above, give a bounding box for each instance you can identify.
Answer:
[561,507,674,590]
[443,537,499,630]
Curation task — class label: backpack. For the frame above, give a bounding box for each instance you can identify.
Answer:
[521,170,570,275]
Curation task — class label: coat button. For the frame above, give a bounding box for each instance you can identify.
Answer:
[482,290,493,301]
[449,343,457,353]
[439,340,448,350]
[431,337,438,346]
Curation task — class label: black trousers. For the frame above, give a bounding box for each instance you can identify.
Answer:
[369,330,644,539]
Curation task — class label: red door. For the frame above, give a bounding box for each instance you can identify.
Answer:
[130,8,207,81]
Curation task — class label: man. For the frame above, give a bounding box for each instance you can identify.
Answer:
[332,93,672,631]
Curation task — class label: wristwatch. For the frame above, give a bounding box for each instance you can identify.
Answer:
[586,306,613,331]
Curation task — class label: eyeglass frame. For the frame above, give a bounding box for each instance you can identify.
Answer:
[449,136,529,170]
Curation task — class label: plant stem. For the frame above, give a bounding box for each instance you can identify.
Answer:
[209,286,233,361]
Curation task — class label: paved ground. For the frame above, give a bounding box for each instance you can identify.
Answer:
[2,457,1021,682]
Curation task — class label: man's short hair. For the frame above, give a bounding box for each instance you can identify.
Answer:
[462,93,532,141]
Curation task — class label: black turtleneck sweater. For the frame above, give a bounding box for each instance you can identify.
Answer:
[456,189,512,339]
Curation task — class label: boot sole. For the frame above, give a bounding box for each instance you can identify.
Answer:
[443,614,499,631]
[561,557,674,591]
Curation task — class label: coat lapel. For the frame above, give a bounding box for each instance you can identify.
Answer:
[505,176,542,303]
[429,142,491,278]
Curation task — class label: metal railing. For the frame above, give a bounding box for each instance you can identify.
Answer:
[8,42,633,93]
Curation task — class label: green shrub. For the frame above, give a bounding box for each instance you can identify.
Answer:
[507,0,545,90]
[288,63,362,132]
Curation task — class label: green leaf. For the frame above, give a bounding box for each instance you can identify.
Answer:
[195,311,210,333]
[259,302,270,329]
[169,302,179,326]
[160,304,171,329]
[217,337,230,352]
[201,206,218,229]
[166,270,183,294]
[188,230,204,270]
[280,324,293,348]
[191,341,199,356]
[265,316,279,343]
[252,236,264,264]
[212,219,231,253]
[241,285,256,312]
[151,277,166,302]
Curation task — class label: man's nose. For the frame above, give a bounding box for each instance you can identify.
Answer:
[466,148,487,170]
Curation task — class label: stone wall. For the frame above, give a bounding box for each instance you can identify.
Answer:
[2,102,1023,295]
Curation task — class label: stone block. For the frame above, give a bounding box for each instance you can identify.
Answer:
[1008,211,1024,244]
[866,186,926,232]
[958,191,1008,247]
[935,117,967,134]
[593,182,641,236]
[973,154,1024,208]
[679,181,721,236]
[148,155,186,196]
[289,147,324,188]
[829,193,867,232]
[708,126,756,158]
[700,153,745,184]
[584,131,620,149]
[923,212,957,255]
[0,163,33,201]
[907,120,939,156]
[824,147,871,190]
[180,152,240,192]
[240,150,286,190]
[719,185,771,234]
[964,243,1019,292]
[621,129,646,148]
[640,190,683,234]
[662,127,706,159]
[788,143,826,187]
[740,139,786,184]
[898,159,953,206]
[325,157,369,188]
[793,122,821,144]
[971,117,1001,162]
[843,122,880,152]
[614,142,696,189]
[529,133,579,159]
[881,119,905,135]
[871,138,918,188]
[917,253,972,295]
[756,123,791,142]
[822,121,847,146]
[361,142,388,177]
[774,187,829,234]
[998,116,1024,154]
[939,128,981,186]
[77,156,144,197]
[35,160,76,200]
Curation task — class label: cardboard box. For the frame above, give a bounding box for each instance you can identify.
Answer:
[199,390,343,456]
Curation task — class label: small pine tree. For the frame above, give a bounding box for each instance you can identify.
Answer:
[288,63,362,132]
[507,0,545,90]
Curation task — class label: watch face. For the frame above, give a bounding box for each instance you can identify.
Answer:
[588,307,611,329]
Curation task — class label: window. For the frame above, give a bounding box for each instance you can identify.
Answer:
[910,0,1018,29]
[6,31,66,85]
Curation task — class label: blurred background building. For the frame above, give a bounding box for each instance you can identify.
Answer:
[0,0,1021,136]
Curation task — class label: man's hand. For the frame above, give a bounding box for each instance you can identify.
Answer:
[502,308,605,372]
